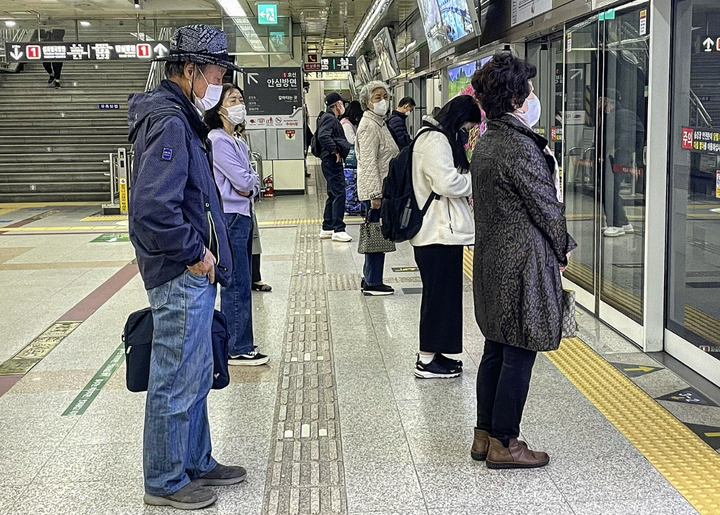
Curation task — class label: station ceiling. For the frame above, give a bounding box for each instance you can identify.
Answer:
[0,0,419,55]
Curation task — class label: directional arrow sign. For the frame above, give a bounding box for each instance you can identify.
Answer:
[10,45,23,60]
[610,362,663,378]
[704,37,715,52]
[570,68,583,80]
[153,43,168,58]
[247,72,259,84]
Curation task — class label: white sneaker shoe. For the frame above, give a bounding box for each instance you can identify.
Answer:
[604,226,625,237]
[319,229,333,239]
[622,223,634,233]
[332,231,353,242]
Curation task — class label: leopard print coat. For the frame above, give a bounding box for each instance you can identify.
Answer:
[470,115,576,352]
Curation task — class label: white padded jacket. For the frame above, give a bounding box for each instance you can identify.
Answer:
[355,110,399,201]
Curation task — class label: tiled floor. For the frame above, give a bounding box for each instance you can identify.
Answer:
[0,171,716,514]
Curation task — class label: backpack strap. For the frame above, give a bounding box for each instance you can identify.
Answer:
[412,123,444,210]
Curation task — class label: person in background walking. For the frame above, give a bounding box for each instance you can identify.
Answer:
[411,95,481,378]
[469,52,575,469]
[317,92,353,242]
[387,96,415,149]
[42,28,65,89]
[356,81,399,296]
[205,84,269,366]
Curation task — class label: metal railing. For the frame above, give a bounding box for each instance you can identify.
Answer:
[0,29,30,69]
[690,89,713,128]
[145,27,172,92]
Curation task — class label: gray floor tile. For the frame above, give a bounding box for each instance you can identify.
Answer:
[352,511,428,515]
[428,502,575,515]
[342,428,414,466]
[570,496,700,515]
[12,480,147,515]
[520,419,634,459]
[404,425,477,464]
[657,401,720,425]
[0,486,26,515]
[395,397,477,431]
[345,462,426,512]
[415,462,563,508]
[36,442,144,483]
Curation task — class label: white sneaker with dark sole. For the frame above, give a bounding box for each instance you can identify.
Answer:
[332,231,353,242]
[228,350,270,366]
[414,354,462,379]
[320,230,333,239]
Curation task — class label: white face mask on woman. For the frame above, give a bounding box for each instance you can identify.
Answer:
[191,67,223,113]
[515,96,541,128]
[223,104,247,125]
[372,99,388,117]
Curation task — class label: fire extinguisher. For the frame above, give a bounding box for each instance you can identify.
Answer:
[263,175,275,198]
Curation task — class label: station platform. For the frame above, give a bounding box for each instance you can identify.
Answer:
[0,167,719,515]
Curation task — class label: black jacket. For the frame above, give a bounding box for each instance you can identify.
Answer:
[127,80,232,290]
[387,110,411,149]
[316,108,351,159]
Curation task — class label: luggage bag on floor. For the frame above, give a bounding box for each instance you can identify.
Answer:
[123,308,230,392]
[344,167,364,215]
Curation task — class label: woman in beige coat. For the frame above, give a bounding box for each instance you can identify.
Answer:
[355,81,399,296]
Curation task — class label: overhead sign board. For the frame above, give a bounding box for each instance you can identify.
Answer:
[511,0,553,27]
[243,68,302,116]
[303,62,322,71]
[321,56,356,72]
[4,41,170,62]
[258,3,279,24]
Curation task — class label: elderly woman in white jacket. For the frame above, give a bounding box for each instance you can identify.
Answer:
[355,80,399,296]
[411,95,483,379]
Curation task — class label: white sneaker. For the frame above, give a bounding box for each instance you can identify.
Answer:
[319,229,333,239]
[622,223,634,233]
[332,231,353,242]
[604,226,625,237]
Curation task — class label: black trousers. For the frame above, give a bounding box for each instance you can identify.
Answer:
[252,253,261,283]
[43,62,63,80]
[413,244,464,354]
[321,156,346,232]
[476,339,537,446]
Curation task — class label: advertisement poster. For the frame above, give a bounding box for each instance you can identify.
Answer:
[416,0,447,53]
[447,61,478,98]
[511,0,553,27]
[437,0,475,44]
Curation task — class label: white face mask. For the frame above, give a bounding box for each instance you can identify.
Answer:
[516,96,541,128]
[191,67,223,113]
[372,99,388,117]
[223,104,246,125]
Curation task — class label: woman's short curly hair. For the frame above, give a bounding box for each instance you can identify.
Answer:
[359,80,390,111]
[471,52,536,120]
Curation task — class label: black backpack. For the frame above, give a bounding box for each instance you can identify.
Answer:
[380,124,444,242]
[310,112,325,158]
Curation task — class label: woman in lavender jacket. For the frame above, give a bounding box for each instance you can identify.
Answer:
[205,84,269,366]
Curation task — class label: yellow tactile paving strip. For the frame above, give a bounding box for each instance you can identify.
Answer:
[462,247,720,515]
[80,215,129,221]
[548,338,720,515]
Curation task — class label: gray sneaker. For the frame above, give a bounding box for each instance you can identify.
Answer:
[144,482,217,510]
[194,463,247,486]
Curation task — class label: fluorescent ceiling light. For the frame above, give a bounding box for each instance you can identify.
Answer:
[348,0,393,56]
[215,0,265,52]
[80,21,91,27]
[5,20,16,27]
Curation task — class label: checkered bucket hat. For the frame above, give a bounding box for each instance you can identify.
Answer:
[159,24,242,72]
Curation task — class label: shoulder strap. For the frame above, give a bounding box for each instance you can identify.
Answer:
[410,123,443,209]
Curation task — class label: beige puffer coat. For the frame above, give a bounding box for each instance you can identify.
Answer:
[355,110,399,201]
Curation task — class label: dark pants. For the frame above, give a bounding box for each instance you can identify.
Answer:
[476,339,537,447]
[221,213,254,356]
[602,164,629,227]
[43,62,63,80]
[321,155,346,232]
[413,244,464,354]
[252,253,261,283]
[363,202,386,286]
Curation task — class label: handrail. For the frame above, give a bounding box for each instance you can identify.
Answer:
[689,89,713,128]
[145,27,172,92]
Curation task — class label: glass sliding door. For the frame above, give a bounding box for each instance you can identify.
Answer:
[562,2,650,339]
[666,0,720,386]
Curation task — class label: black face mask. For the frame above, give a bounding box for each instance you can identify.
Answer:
[458,128,470,147]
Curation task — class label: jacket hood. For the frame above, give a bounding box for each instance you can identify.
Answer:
[391,109,407,119]
[128,79,208,143]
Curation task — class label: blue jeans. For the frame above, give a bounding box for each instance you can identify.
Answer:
[144,270,217,496]
[363,203,386,286]
[222,212,254,356]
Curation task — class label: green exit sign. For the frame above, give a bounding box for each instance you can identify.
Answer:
[258,3,278,25]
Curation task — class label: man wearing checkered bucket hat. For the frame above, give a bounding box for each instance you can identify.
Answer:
[127,25,245,510]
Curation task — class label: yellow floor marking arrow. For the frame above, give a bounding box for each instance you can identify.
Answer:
[623,366,655,373]
[704,432,720,437]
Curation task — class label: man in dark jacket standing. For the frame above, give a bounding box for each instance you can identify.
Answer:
[317,92,352,242]
[128,25,245,510]
[387,96,415,149]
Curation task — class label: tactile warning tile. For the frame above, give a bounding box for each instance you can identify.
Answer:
[81,215,128,221]
[547,337,720,515]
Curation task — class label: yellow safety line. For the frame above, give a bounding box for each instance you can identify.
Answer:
[81,215,128,221]
[462,247,720,515]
